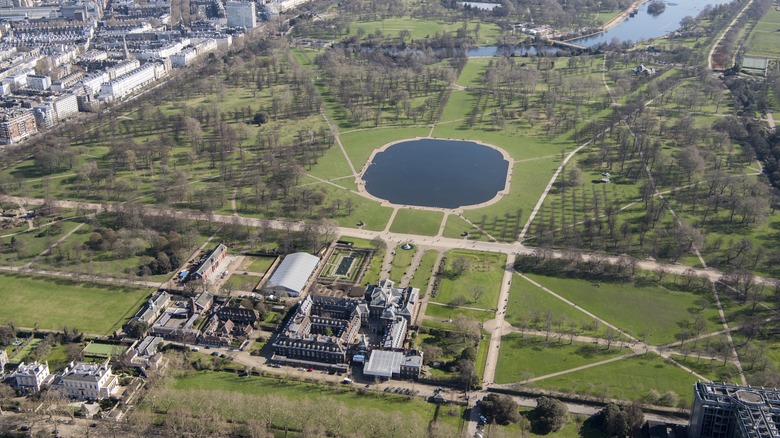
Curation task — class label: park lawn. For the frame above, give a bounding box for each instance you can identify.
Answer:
[340,126,430,172]
[326,188,394,231]
[0,273,151,335]
[244,256,276,274]
[456,58,491,88]
[409,250,439,290]
[0,220,84,266]
[389,209,443,236]
[442,214,489,240]
[438,90,478,123]
[425,303,494,324]
[306,143,356,182]
[389,244,417,281]
[168,371,438,420]
[463,156,559,241]
[335,236,375,249]
[670,355,740,384]
[745,8,780,58]
[533,353,698,405]
[362,248,385,285]
[435,249,505,310]
[506,276,601,336]
[494,334,628,384]
[524,274,721,345]
[225,273,260,291]
[33,222,173,283]
[347,18,500,44]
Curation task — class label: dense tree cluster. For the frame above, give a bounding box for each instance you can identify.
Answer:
[480,393,521,425]
[531,396,569,434]
[584,402,645,437]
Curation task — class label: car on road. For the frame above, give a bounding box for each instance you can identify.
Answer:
[307,368,313,372]
[211,352,219,356]
[191,347,200,352]
[270,363,282,368]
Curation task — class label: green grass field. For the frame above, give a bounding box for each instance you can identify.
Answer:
[523,274,721,345]
[435,250,506,310]
[244,256,276,274]
[506,276,601,336]
[158,371,456,435]
[494,334,628,384]
[0,273,151,334]
[533,353,698,405]
[388,209,444,236]
[745,8,780,59]
[389,244,417,280]
[425,302,494,323]
[84,341,127,358]
[409,250,439,290]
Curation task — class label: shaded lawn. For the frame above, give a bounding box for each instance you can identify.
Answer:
[170,371,436,418]
[534,353,698,405]
[494,334,628,384]
[506,275,600,336]
[0,273,151,335]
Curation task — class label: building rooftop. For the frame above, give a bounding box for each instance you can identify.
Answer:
[264,252,320,295]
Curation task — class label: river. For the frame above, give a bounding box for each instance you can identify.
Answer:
[571,0,734,47]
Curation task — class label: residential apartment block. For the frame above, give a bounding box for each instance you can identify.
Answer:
[0,108,37,144]
[690,382,780,438]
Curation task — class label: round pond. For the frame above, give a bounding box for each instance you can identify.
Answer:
[361,139,509,209]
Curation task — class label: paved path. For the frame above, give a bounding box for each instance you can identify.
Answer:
[0,265,160,289]
[25,222,86,268]
[482,253,515,386]
[708,0,756,70]
[1,194,776,288]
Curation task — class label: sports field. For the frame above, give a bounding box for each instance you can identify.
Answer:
[84,342,128,358]
[0,273,151,335]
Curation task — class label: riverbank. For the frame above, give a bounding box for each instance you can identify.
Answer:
[602,0,649,31]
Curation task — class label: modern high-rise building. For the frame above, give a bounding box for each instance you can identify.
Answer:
[689,382,780,438]
[225,1,256,29]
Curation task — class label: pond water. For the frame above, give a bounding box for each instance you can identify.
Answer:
[571,0,733,47]
[467,45,560,57]
[362,139,509,209]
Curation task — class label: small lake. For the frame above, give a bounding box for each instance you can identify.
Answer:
[468,45,560,57]
[362,139,509,209]
[571,0,733,47]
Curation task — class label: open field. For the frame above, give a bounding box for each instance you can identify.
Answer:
[523,274,721,345]
[745,8,780,59]
[152,370,461,436]
[435,250,506,310]
[0,273,151,334]
[388,209,443,236]
[506,275,601,336]
[533,353,699,405]
[494,334,628,384]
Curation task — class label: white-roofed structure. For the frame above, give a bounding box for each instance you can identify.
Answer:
[263,252,320,297]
